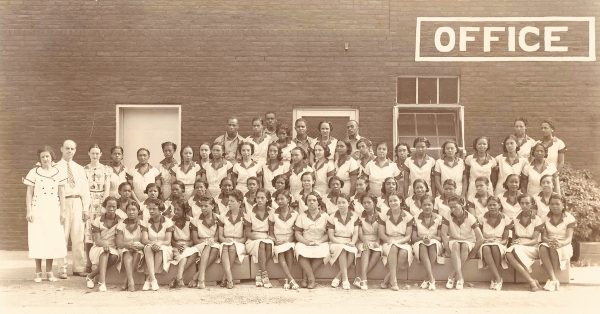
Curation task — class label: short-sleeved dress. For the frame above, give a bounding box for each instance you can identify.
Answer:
[465,154,497,200]
[246,135,272,166]
[313,159,336,196]
[540,212,577,270]
[288,164,313,196]
[542,137,566,168]
[262,162,289,194]
[506,213,544,272]
[405,156,436,197]
[499,194,522,220]
[244,206,274,263]
[172,162,201,200]
[405,196,424,217]
[191,212,221,256]
[128,164,161,203]
[521,161,557,196]
[477,211,511,269]
[357,210,382,256]
[379,210,414,266]
[315,138,338,161]
[294,211,330,259]
[203,160,234,199]
[516,136,536,160]
[466,196,488,221]
[494,155,528,196]
[444,210,479,252]
[140,198,162,223]
[84,163,111,243]
[412,213,444,264]
[533,193,552,219]
[325,211,360,265]
[321,194,340,215]
[170,218,199,264]
[335,157,360,195]
[218,210,247,264]
[293,190,320,213]
[434,158,465,197]
[364,160,401,197]
[116,218,143,272]
[140,216,174,272]
[88,214,121,265]
[233,160,262,194]
[269,208,298,262]
[434,196,452,221]
[278,141,297,164]
[157,159,178,201]
[108,164,128,198]
[23,167,68,259]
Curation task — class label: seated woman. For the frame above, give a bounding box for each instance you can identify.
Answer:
[190,195,221,289]
[294,192,330,289]
[355,194,382,290]
[405,179,430,217]
[86,196,121,292]
[378,193,414,291]
[477,196,511,291]
[411,195,444,291]
[325,193,360,290]
[140,199,174,291]
[245,189,275,288]
[539,194,576,291]
[218,189,248,289]
[168,199,198,288]
[115,200,144,292]
[506,195,544,292]
[269,189,300,290]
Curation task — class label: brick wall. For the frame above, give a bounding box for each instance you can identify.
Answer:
[1,0,599,249]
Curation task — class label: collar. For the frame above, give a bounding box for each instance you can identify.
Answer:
[178,161,197,174]
[274,207,293,222]
[226,210,243,224]
[472,153,493,166]
[100,213,120,223]
[173,215,190,224]
[293,136,312,145]
[345,134,361,142]
[134,163,154,175]
[148,215,166,224]
[361,209,379,224]
[318,137,335,146]
[410,155,432,167]
[451,210,468,226]
[251,205,269,221]
[546,212,566,226]
[443,157,460,168]
[239,160,258,170]
[373,158,391,168]
[199,212,217,227]
[483,211,503,227]
[336,155,351,167]
[417,212,437,228]
[516,211,534,227]
[209,159,228,170]
[291,162,309,175]
[249,133,269,144]
[306,210,322,221]
[224,132,244,142]
[334,210,353,225]
[111,164,125,175]
[123,217,139,225]
[387,210,405,226]
[159,158,178,168]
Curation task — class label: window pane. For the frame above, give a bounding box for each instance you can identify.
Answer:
[398,137,414,146]
[417,78,437,104]
[397,78,416,104]
[415,114,436,136]
[437,113,457,136]
[439,78,458,104]
[397,113,416,136]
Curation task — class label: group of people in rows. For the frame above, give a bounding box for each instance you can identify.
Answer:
[25,112,572,294]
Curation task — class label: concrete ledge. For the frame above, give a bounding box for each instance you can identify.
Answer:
[407,258,513,282]
[515,260,570,284]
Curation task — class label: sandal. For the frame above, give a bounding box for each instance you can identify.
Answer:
[290,279,300,290]
[34,272,42,283]
[331,277,341,288]
[46,272,58,282]
[353,277,362,289]
[262,271,272,288]
[226,280,234,289]
[390,284,400,291]
[187,279,197,288]
[255,273,263,287]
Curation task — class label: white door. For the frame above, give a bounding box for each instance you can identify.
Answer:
[116,105,181,170]
[292,108,358,139]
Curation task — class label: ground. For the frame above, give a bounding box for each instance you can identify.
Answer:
[1,251,599,314]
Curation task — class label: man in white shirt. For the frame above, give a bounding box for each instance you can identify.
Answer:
[55,139,91,278]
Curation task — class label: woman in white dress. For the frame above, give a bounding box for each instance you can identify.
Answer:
[405,137,436,197]
[363,142,401,197]
[244,189,275,288]
[172,145,201,200]
[157,142,178,201]
[115,201,144,292]
[477,196,510,291]
[539,120,566,173]
[275,123,297,164]
[411,195,444,291]
[232,142,262,194]
[312,142,335,196]
[246,117,272,166]
[262,143,289,194]
[495,135,528,196]
[24,146,67,282]
[218,190,248,289]
[521,143,559,196]
[287,147,313,196]
[168,200,198,288]
[434,140,467,199]
[465,136,498,200]
[315,121,337,161]
[189,196,221,289]
[203,143,233,199]
[108,146,133,200]
[197,142,212,171]
[533,175,556,218]
[498,174,523,220]
[513,118,537,160]
[127,148,162,203]
[355,194,382,290]
[269,190,300,290]
[140,198,174,291]
[334,140,360,196]
[326,194,360,290]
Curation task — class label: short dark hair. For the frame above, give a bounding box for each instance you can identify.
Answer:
[37,146,56,162]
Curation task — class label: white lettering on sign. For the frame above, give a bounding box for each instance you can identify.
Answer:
[416,17,595,61]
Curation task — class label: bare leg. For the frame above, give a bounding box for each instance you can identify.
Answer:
[298,257,315,282]
[539,246,557,281]
[123,252,135,288]
[361,249,370,280]
[507,252,536,287]
[35,259,42,273]
[420,244,434,282]
[278,251,294,281]
[483,246,501,282]
[549,248,561,277]
[387,246,399,286]
[449,242,461,280]
[457,244,469,281]
[143,245,156,281]
[45,259,54,273]
[338,251,348,281]
[98,252,108,283]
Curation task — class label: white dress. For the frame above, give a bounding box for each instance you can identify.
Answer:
[244,207,274,263]
[494,154,528,196]
[477,212,510,269]
[433,158,465,196]
[516,136,536,160]
[246,134,272,166]
[313,160,336,196]
[412,213,444,264]
[115,219,143,272]
[506,214,543,272]
[357,210,382,256]
[404,156,436,197]
[127,165,161,203]
[287,164,313,196]
[262,162,289,194]
[23,167,68,259]
[157,160,178,201]
[172,162,201,200]
[542,137,566,168]
[499,194,522,220]
[191,213,221,256]
[218,211,247,264]
[379,210,414,266]
[446,211,479,252]
[140,216,174,272]
[170,219,199,265]
[325,211,360,265]
[533,193,552,219]
[540,212,576,270]
[269,209,298,262]
[522,161,557,196]
[364,160,401,197]
[88,215,120,265]
[108,164,128,198]
[334,157,360,195]
[294,211,330,259]
[465,154,497,200]
[233,160,262,194]
[203,160,233,199]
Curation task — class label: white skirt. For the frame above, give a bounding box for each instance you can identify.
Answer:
[448,240,475,253]
[325,243,358,265]
[273,242,295,263]
[89,245,119,266]
[381,242,413,266]
[478,242,508,269]
[170,246,199,265]
[295,242,330,259]
[140,245,174,272]
[193,241,221,263]
[507,244,539,272]
[220,241,247,264]
[357,241,382,257]
[539,243,573,270]
[412,239,445,265]
[246,238,275,263]
[117,247,143,272]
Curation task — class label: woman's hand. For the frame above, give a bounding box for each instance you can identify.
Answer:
[26,213,33,223]
[206,238,215,246]
[309,240,318,246]
[423,235,430,245]
[151,244,161,252]
[133,242,145,250]
[345,243,355,248]
[511,238,520,245]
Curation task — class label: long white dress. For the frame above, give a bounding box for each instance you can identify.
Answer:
[23,167,68,259]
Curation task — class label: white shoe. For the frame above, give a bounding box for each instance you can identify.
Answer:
[151,279,159,291]
[490,280,496,290]
[428,281,436,291]
[446,277,455,289]
[353,277,362,289]
[543,280,555,291]
[420,280,429,289]
[33,272,42,283]
[86,276,95,289]
[98,282,107,292]
[142,280,150,291]
[455,280,464,290]
[360,281,368,290]
[342,280,351,290]
[331,277,341,288]
[495,280,503,291]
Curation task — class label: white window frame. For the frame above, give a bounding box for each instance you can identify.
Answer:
[115,104,182,147]
[394,76,464,153]
[292,107,359,138]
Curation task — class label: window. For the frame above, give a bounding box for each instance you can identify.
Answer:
[394,77,463,158]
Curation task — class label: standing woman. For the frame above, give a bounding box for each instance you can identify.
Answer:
[84,144,111,273]
[287,147,313,196]
[434,140,467,199]
[116,201,144,292]
[262,143,289,194]
[394,143,411,197]
[405,137,436,197]
[172,145,202,200]
[539,120,566,173]
[539,194,576,291]
[521,143,559,196]
[363,142,401,197]
[356,138,375,175]
[275,123,297,164]
[334,140,360,196]
[24,146,67,282]
[157,142,178,201]
[294,192,330,289]
[232,142,262,194]
[203,143,233,199]
[465,136,498,200]
[315,121,338,161]
[378,193,414,291]
[108,146,133,200]
[495,135,528,196]
[325,194,360,290]
[312,142,335,196]
[127,148,162,203]
[197,142,212,171]
[140,199,174,291]
[513,118,537,160]
[246,117,272,166]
